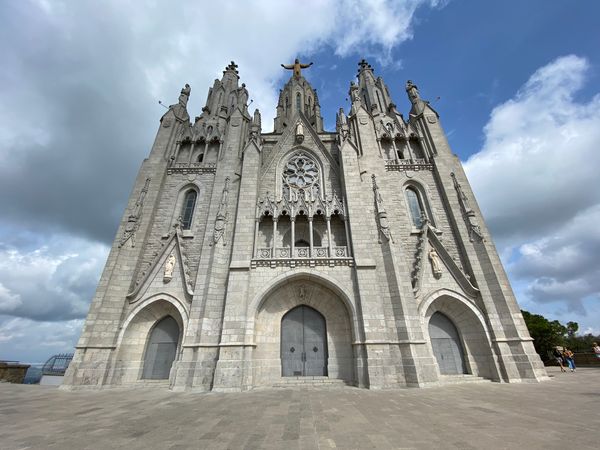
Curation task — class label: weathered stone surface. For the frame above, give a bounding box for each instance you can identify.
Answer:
[63,60,546,392]
[0,362,30,384]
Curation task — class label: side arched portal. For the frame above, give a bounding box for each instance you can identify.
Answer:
[421,290,501,381]
[142,316,180,379]
[428,312,466,375]
[110,298,185,385]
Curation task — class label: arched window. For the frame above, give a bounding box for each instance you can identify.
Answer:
[296,93,301,112]
[197,152,204,163]
[405,187,425,228]
[181,190,197,230]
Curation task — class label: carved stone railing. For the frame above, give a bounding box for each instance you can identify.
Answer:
[252,246,353,268]
[256,248,272,259]
[384,159,432,172]
[167,162,217,175]
[332,246,348,258]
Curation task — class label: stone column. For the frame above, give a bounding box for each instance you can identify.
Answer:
[343,216,351,257]
[187,141,196,165]
[308,216,314,257]
[291,216,295,258]
[326,216,332,257]
[405,139,415,162]
[272,216,278,258]
[253,218,260,258]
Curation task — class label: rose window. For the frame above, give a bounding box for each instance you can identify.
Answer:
[284,154,318,189]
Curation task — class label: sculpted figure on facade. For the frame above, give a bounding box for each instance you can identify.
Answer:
[281,58,313,78]
[179,83,191,108]
[295,120,304,143]
[164,252,176,282]
[428,248,442,278]
[118,177,150,248]
[451,172,484,242]
[212,177,230,245]
[372,175,393,243]
[405,80,420,104]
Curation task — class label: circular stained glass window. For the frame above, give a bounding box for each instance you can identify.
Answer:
[283,154,318,189]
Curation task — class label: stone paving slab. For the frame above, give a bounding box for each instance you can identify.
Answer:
[1,367,599,450]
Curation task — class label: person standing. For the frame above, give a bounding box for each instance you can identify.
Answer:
[563,348,576,372]
[553,347,566,372]
[593,342,600,359]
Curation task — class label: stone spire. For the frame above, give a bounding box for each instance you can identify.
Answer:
[356,58,394,116]
[273,62,323,133]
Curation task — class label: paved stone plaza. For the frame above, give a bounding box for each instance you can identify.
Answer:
[2,367,599,449]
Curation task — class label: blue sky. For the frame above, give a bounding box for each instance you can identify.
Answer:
[1,0,599,363]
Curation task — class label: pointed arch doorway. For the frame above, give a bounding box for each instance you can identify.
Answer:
[428,312,467,375]
[281,305,328,376]
[142,316,180,380]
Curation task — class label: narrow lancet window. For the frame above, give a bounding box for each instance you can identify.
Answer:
[406,187,424,228]
[181,190,197,230]
[296,93,301,112]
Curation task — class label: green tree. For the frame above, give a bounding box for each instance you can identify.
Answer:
[521,310,567,360]
[566,321,579,338]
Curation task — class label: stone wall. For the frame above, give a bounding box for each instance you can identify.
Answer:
[0,362,30,383]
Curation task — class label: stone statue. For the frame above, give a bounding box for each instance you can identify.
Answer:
[281,58,313,78]
[295,121,304,143]
[428,248,442,278]
[212,177,230,245]
[405,80,420,104]
[372,175,393,243]
[238,83,249,106]
[451,172,472,213]
[253,109,261,127]
[349,82,360,103]
[451,172,484,242]
[164,252,176,282]
[119,178,151,248]
[179,83,191,108]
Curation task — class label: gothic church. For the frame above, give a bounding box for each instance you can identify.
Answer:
[63,60,547,391]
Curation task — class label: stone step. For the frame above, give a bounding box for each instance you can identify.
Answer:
[267,377,353,388]
[438,374,491,385]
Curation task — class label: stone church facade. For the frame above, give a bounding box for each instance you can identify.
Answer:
[63,60,547,391]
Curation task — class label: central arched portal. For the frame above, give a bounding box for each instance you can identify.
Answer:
[281,305,328,376]
[253,277,355,386]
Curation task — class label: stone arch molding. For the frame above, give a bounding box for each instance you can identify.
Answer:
[250,271,357,386]
[109,294,188,385]
[248,270,358,336]
[419,288,501,380]
[116,292,189,350]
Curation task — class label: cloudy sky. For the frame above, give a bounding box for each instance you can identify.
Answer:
[1,0,599,363]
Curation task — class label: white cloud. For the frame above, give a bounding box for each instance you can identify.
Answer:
[0,236,109,321]
[0,282,21,311]
[0,0,445,361]
[465,55,600,331]
[0,316,83,363]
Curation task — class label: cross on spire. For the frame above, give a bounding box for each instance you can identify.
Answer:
[357,59,373,74]
[224,61,239,74]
